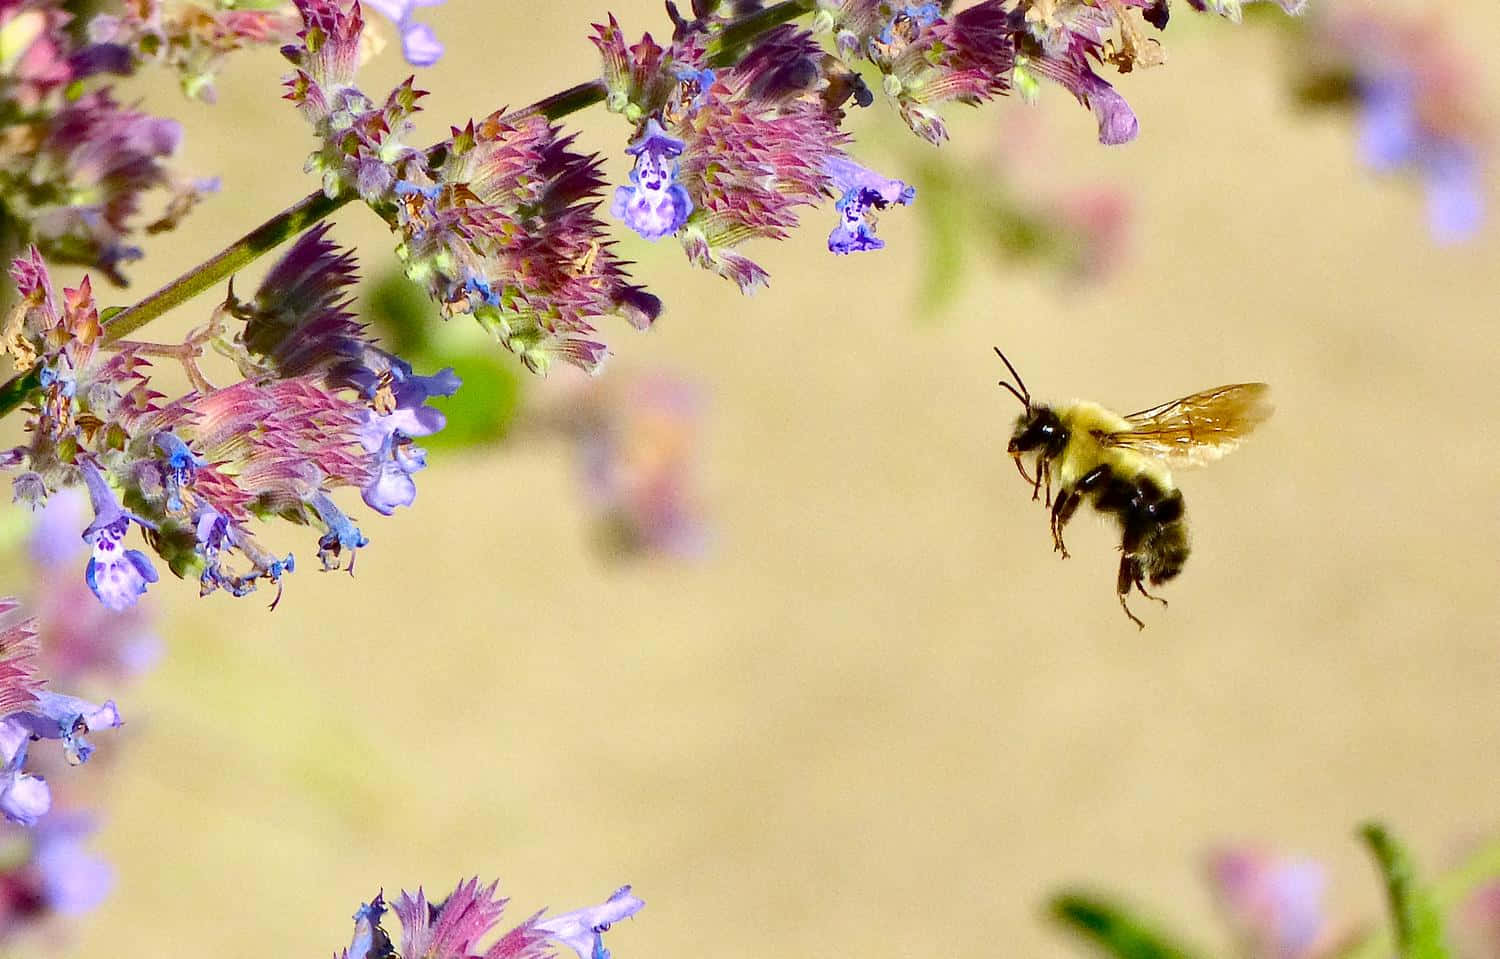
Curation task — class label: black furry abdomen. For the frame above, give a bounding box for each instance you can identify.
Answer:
[1096,473,1191,586]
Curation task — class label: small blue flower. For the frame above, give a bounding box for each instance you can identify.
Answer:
[879,2,941,45]
[611,119,694,241]
[1,691,123,767]
[363,0,446,67]
[0,739,49,826]
[675,67,716,114]
[356,351,459,516]
[153,431,202,512]
[79,463,158,612]
[307,491,369,572]
[537,885,645,959]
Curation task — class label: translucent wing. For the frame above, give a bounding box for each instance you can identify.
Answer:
[1098,383,1272,467]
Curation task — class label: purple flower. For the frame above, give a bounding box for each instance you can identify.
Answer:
[153,431,202,513]
[612,119,694,241]
[0,742,50,826]
[308,491,369,572]
[32,815,114,916]
[1358,74,1482,243]
[536,886,645,959]
[1207,847,1328,959]
[79,463,158,612]
[363,0,445,67]
[2,691,124,767]
[824,157,915,255]
[357,352,459,516]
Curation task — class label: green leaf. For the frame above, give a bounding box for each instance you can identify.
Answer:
[100,306,125,323]
[419,349,524,450]
[1358,822,1451,959]
[1049,891,1203,959]
[0,366,40,419]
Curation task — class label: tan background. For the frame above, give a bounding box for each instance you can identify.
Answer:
[13,0,1500,956]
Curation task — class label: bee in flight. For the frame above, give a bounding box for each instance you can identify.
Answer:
[994,347,1273,628]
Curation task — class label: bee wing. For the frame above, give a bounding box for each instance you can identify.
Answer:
[1098,383,1273,467]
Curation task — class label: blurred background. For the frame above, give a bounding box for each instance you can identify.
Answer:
[5,0,1500,955]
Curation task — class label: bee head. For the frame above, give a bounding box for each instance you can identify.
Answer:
[1007,406,1068,458]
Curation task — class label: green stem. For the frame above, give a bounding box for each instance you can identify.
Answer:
[706,0,818,67]
[101,189,351,343]
[0,0,818,418]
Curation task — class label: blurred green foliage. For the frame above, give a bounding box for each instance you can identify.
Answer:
[1050,892,1204,959]
[364,270,525,451]
[1359,823,1452,959]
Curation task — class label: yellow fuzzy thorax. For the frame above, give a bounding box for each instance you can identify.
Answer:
[1054,400,1174,490]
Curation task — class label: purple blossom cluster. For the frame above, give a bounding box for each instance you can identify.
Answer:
[1,226,457,609]
[270,0,1300,373]
[336,880,644,959]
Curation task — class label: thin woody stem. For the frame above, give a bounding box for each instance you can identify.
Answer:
[0,0,819,418]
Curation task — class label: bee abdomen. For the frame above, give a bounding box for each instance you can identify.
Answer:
[1140,519,1190,584]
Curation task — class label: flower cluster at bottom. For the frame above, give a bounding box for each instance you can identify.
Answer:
[1,226,459,610]
[338,880,644,959]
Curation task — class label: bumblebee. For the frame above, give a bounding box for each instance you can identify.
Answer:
[995,347,1272,628]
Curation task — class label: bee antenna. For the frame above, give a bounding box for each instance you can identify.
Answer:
[992,346,1032,410]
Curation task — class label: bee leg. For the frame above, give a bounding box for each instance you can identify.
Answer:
[1134,576,1170,608]
[1051,488,1083,559]
[1011,454,1033,488]
[1031,458,1045,501]
[1116,554,1147,630]
[1042,461,1053,508]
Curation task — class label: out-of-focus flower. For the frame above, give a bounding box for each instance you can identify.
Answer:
[1207,847,1329,959]
[29,815,113,917]
[1299,9,1485,243]
[339,879,642,959]
[363,0,445,66]
[88,1,298,102]
[576,373,709,561]
[1457,879,1500,959]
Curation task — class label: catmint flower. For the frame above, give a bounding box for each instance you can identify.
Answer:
[363,0,445,66]
[153,432,201,512]
[1207,847,1329,959]
[307,491,368,572]
[823,156,915,254]
[30,815,114,916]
[80,464,159,612]
[1,89,187,282]
[611,119,694,240]
[1338,14,1484,242]
[341,879,642,959]
[536,885,645,959]
[0,741,49,827]
[669,26,849,289]
[576,374,709,560]
[28,491,161,682]
[356,351,458,515]
[282,0,659,375]
[2,691,124,767]
[88,1,297,102]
